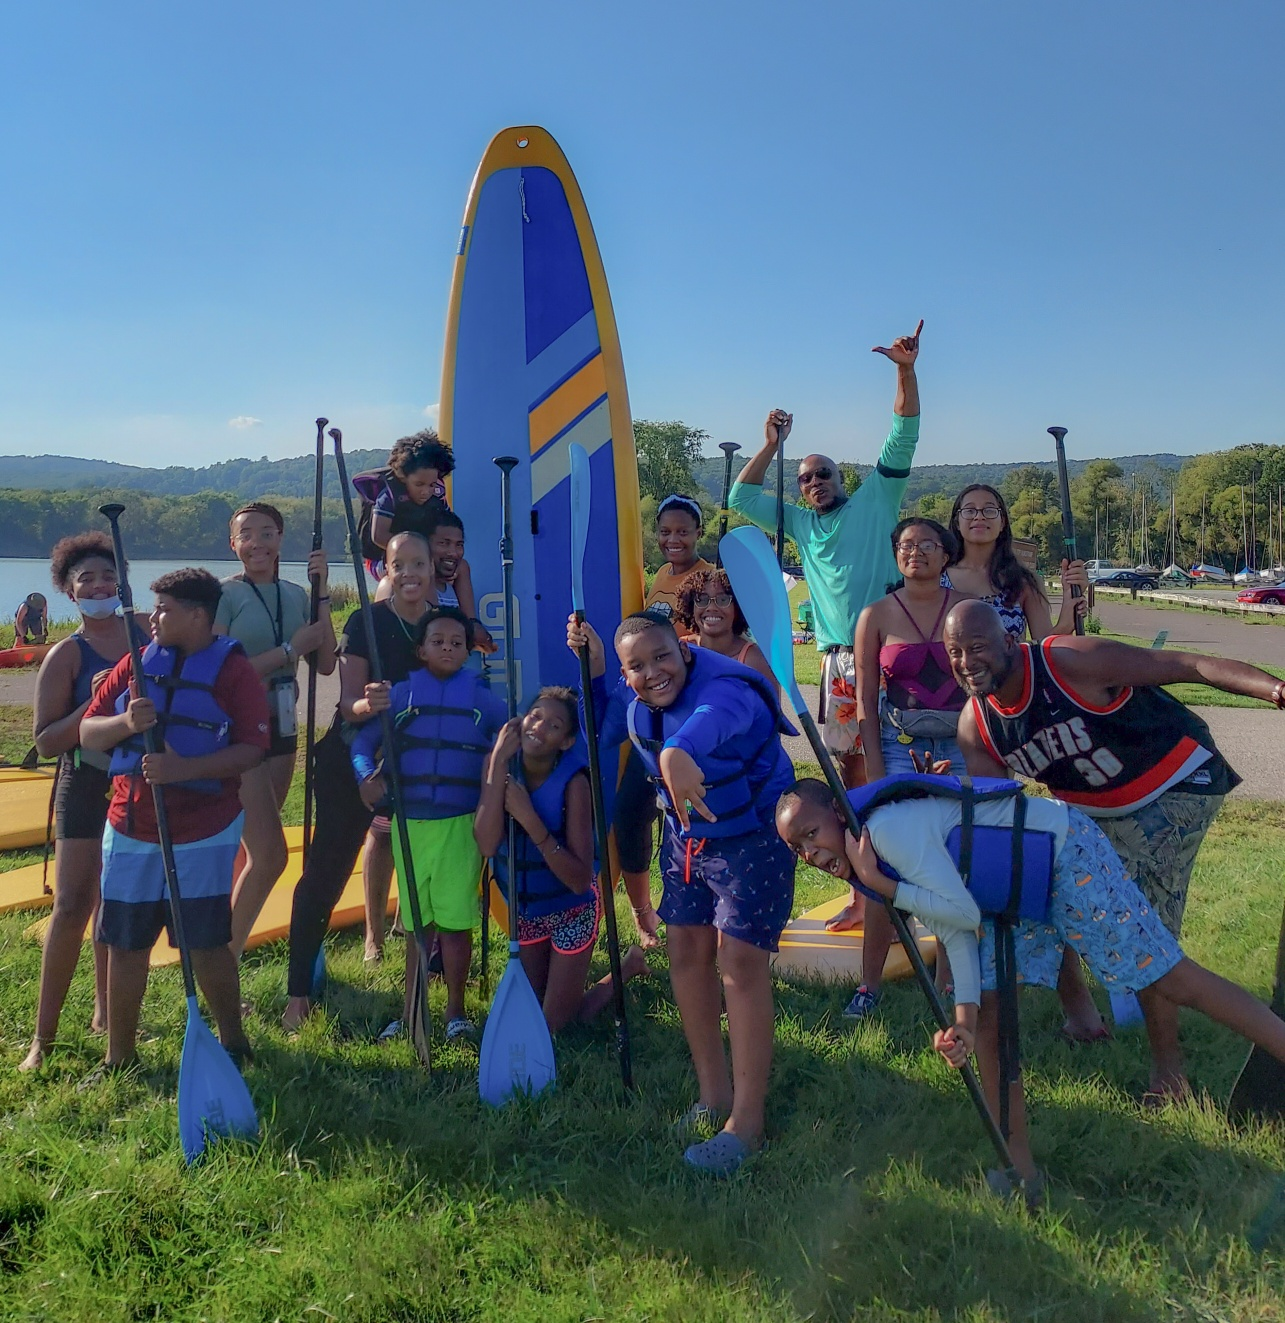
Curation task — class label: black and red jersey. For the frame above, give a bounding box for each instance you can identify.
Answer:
[972,638,1239,817]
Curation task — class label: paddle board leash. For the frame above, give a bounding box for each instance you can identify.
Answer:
[775,418,786,569]
[569,442,634,1090]
[495,457,524,993]
[331,429,432,1071]
[719,526,1020,1183]
[302,417,327,867]
[99,502,259,1161]
[715,441,741,570]
[1049,426,1085,639]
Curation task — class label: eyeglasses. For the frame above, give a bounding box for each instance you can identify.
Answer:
[895,540,943,556]
[694,592,734,607]
[797,466,833,487]
[233,528,281,543]
[959,505,1002,520]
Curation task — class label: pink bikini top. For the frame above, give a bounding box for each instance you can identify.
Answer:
[878,593,966,712]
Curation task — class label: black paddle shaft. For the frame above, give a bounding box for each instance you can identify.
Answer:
[1050,426,1085,638]
[775,427,786,568]
[99,504,200,1000]
[495,458,522,944]
[302,416,328,864]
[716,441,741,569]
[576,622,634,1090]
[793,702,1019,1175]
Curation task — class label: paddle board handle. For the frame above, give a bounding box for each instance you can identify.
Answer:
[716,441,741,569]
[1049,426,1085,637]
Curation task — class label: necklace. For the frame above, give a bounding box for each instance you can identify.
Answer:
[389,599,426,642]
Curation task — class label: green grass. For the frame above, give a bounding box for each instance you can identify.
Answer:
[1,756,1284,1319]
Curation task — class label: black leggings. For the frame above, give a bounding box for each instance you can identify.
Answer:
[287,722,374,996]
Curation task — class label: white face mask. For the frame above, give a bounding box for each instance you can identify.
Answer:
[79,595,121,620]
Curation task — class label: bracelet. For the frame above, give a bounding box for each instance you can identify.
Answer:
[318,595,330,603]
[631,904,657,919]
[535,833,553,849]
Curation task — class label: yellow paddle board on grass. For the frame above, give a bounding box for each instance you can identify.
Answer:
[14,826,390,968]
[772,896,936,984]
[0,766,56,850]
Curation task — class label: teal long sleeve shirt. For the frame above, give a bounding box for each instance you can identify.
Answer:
[728,414,920,650]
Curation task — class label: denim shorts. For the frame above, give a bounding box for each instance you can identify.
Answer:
[980,807,1183,995]
[878,714,963,777]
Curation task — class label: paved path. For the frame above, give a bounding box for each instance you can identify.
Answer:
[1097,599,1285,669]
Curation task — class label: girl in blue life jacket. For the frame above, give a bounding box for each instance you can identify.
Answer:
[474,687,649,1032]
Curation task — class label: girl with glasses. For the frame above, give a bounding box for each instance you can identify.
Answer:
[945,485,1086,640]
[676,568,777,692]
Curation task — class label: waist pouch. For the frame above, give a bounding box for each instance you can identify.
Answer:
[884,705,961,740]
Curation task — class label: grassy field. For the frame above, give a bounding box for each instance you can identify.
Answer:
[1,716,1284,1315]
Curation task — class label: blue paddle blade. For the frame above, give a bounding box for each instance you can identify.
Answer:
[569,442,591,615]
[478,949,556,1106]
[719,526,806,714]
[177,994,259,1164]
[309,944,327,1001]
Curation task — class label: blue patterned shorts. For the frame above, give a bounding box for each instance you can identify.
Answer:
[517,887,600,955]
[980,807,1184,995]
[658,820,796,952]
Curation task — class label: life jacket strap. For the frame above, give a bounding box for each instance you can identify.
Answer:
[399,772,482,790]
[394,734,487,754]
[394,703,480,728]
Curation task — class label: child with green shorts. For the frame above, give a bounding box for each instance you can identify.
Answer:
[350,606,506,1039]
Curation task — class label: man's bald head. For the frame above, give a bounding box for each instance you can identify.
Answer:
[942,599,1019,699]
[943,599,1008,646]
[796,454,846,513]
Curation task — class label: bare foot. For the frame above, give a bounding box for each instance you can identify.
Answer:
[282,997,313,1033]
[90,1013,107,1036]
[825,899,865,933]
[632,905,662,950]
[1143,1073,1191,1107]
[18,1038,48,1072]
[621,944,651,982]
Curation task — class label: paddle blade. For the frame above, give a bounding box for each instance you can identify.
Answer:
[408,938,433,1071]
[177,995,258,1164]
[478,949,556,1106]
[569,442,591,614]
[309,944,327,1001]
[1228,1044,1285,1123]
[719,526,806,713]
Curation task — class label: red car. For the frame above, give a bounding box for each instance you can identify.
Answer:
[1236,583,1285,606]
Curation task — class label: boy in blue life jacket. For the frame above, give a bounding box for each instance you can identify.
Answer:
[350,605,506,1041]
[776,776,1285,1195]
[81,569,270,1078]
[568,609,797,1177]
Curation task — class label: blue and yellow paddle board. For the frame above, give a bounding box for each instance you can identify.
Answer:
[440,126,644,705]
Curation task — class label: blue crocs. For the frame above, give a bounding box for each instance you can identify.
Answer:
[683,1131,759,1178]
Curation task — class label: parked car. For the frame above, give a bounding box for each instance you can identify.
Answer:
[1092,569,1159,591]
[1085,560,1118,579]
[1236,583,1285,607]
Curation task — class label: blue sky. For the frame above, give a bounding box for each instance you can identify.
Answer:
[1,2,1281,470]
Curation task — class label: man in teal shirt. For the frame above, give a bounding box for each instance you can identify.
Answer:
[729,320,923,781]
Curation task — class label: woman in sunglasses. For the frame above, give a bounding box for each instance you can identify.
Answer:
[945,485,1086,640]
[676,568,776,690]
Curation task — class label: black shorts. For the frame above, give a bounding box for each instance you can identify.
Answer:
[268,716,299,760]
[54,756,112,841]
[612,746,658,874]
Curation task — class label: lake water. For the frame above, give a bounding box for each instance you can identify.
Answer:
[1,558,359,621]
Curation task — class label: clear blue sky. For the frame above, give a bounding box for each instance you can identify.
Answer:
[1,2,1281,470]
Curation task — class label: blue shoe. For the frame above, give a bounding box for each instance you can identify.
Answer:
[842,985,881,1020]
[683,1131,759,1178]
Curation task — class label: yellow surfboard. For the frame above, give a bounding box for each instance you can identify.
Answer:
[0,766,56,851]
[772,896,936,984]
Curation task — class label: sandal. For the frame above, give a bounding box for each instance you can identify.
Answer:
[445,1017,476,1042]
[684,1131,762,1178]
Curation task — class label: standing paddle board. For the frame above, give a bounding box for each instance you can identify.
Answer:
[0,766,56,850]
[440,126,644,706]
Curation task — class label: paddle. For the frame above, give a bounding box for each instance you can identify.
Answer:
[304,417,328,999]
[1228,896,1285,1122]
[774,422,786,568]
[720,524,1019,1178]
[99,503,259,1164]
[330,428,432,1070]
[478,456,557,1106]
[715,441,741,570]
[1049,426,1085,640]
[569,442,634,1089]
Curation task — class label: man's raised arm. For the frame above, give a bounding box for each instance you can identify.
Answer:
[728,408,794,526]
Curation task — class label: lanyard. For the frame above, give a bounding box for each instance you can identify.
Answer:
[240,575,284,649]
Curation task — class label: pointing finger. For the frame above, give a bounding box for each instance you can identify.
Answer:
[912,318,924,340]
[688,788,717,824]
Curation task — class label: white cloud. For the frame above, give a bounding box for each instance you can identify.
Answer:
[228,415,263,430]
[422,402,440,428]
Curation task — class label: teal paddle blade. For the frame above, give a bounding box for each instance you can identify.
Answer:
[719,526,806,714]
[569,442,590,614]
[478,945,556,1106]
[309,944,327,1000]
[177,994,259,1164]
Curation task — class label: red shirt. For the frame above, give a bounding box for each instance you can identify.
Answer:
[85,647,271,844]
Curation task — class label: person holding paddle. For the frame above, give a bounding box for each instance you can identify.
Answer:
[569,609,796,1176]
[474,687,649,1032]
[945,598,1284,1102]
[213,502,336,956]
[79,569,267,1077]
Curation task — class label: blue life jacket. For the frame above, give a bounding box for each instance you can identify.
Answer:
[493,744,592,919]
[626,646,796,840]
[389,668,495,818]
[847,773,1055,921]
[109,636,242,794]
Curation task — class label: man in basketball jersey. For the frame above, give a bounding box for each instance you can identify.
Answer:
[944,599,1285,1101]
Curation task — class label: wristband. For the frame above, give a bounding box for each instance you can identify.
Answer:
[281,640,295,661]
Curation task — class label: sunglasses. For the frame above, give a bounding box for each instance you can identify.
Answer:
[694,592,734,608]
[797,466,833,487]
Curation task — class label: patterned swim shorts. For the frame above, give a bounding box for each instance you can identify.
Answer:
[980,807,1184,996]
[1095,791,1223,937]
[517,887,600,955]
[819,647,862,758]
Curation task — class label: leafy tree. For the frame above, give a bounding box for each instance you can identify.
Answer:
[634,420,707,504]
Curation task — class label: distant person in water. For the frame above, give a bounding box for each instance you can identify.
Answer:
[16,592,48,644]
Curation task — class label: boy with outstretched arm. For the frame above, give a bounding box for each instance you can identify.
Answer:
[350,605,506,1041]
[80,569,269,1079]
[568,609,797,1176]
[776,777,1285,1200]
